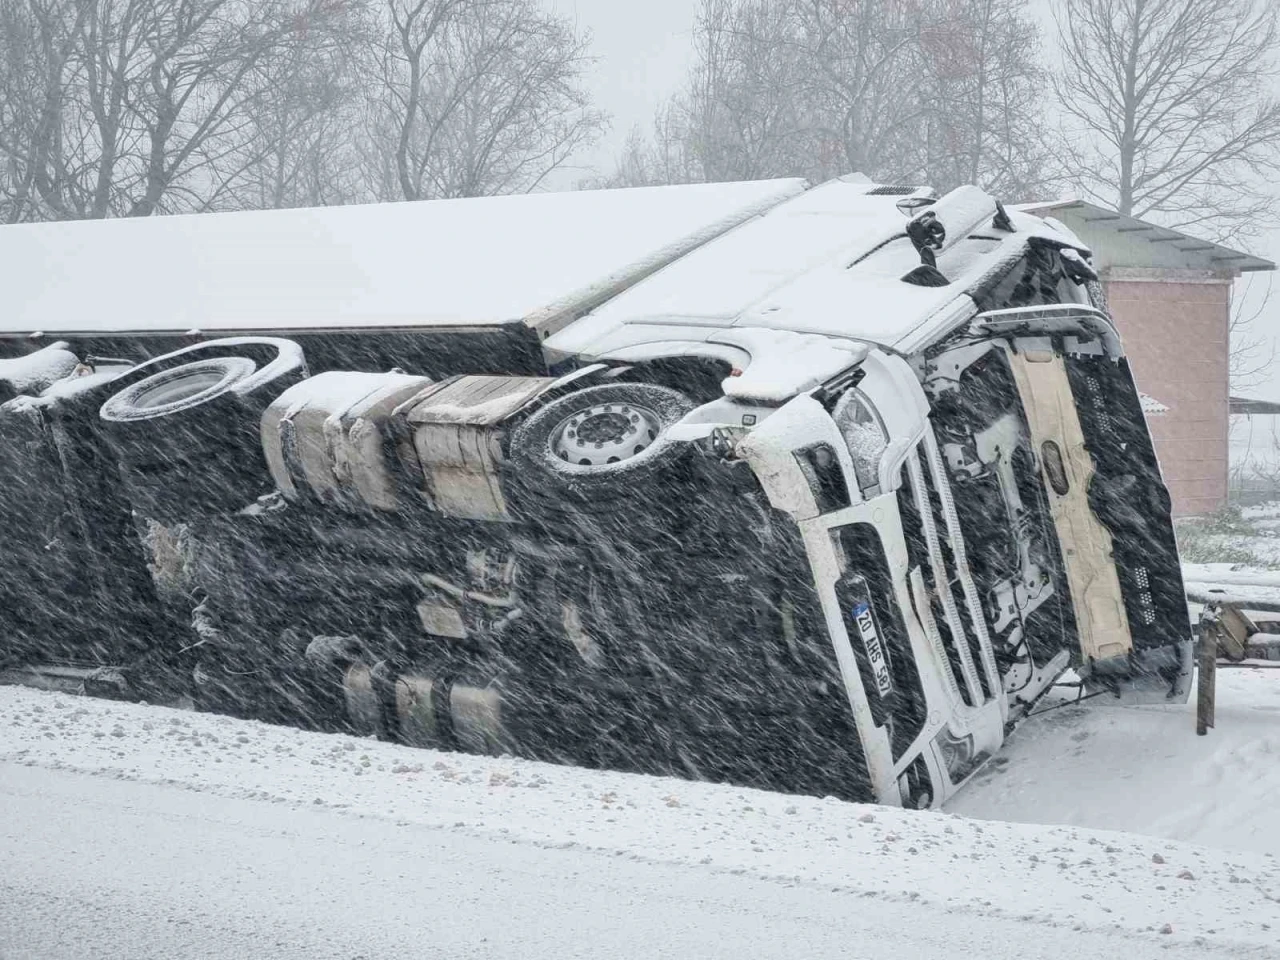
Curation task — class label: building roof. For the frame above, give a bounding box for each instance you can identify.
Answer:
[1231,396,1280,415]
[1014,200,1275,275]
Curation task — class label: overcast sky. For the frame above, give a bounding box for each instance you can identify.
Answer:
[548,0,699,179]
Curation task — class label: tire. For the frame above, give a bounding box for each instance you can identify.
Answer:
[98,338,307,523]
[508,382,695,511]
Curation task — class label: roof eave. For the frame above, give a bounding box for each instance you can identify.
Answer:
[1014,199,1275,274]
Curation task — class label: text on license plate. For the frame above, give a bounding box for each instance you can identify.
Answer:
[853,602,893,698]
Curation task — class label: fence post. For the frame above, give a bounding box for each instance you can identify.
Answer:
[1196,615,1217,736]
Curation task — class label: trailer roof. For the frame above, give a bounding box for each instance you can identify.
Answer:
[0,179,806,337]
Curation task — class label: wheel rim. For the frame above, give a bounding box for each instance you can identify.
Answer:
[549,401,663,467]
[133,367,231,409]
[102,356,256,422]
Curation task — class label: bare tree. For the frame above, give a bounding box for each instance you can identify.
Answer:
[605,0,1055,197]
[0,0,351,220]
[116,0,347,218]
[236,1,372,209]
[0,0,88,222]
[588,0,799,188]
[602,0,925,187]
[366,0,605,202]
[0,1,611,216]
[588,106,705,189]
[685,0,814,182]
[794,0,929,181]
[1056,0,1280,242]
[3,0,606,219]
[917,0,1058,197]
[1227,276,1277,391]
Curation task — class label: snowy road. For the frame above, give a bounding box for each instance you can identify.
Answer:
[2,685,1279,958]
[0,763,1258,960]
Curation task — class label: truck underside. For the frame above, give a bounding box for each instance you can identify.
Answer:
[925,337,1188,710]
[0,315,1190,809]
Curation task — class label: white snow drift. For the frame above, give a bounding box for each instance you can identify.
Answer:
[2,680,1279,954]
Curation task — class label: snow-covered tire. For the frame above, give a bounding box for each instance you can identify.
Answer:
[508,382,695,507]
[99,338,307,523]
[101,356,257,425]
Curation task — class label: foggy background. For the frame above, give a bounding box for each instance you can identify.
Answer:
[556,0,1279,408]
[547,0,695,178]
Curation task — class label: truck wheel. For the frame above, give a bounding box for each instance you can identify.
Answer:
[99,338,306,523]
[509,382,695,503]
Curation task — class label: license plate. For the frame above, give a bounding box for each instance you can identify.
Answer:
[853,601,894,699]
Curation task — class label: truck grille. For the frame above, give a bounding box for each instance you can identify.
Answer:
[912,440,999,703]
[897,462,975,707]
[835,522,927,762]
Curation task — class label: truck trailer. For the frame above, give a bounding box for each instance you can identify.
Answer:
[0,175,1191,807]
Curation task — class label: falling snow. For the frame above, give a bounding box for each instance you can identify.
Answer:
[0,177,1271,957]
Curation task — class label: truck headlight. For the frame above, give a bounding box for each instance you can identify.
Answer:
[833,389,888,494]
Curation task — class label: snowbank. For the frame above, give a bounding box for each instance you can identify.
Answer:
[2,684,1278,950]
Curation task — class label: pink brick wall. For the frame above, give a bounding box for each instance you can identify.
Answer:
[1103,277,1231,517]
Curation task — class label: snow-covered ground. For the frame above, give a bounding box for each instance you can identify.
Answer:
[1176,501,1280,570]
[3,681,1280,958]
[953,667,1280,857]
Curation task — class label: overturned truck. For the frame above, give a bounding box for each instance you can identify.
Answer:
[0,176,1191,807]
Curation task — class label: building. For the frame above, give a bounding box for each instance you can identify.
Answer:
[1020,201,1274,517]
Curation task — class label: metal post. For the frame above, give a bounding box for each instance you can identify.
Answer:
[1196,615,1216,736]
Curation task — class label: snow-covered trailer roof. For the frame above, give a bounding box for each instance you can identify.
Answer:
[548,177,1091,361]
[0,179,805,338]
